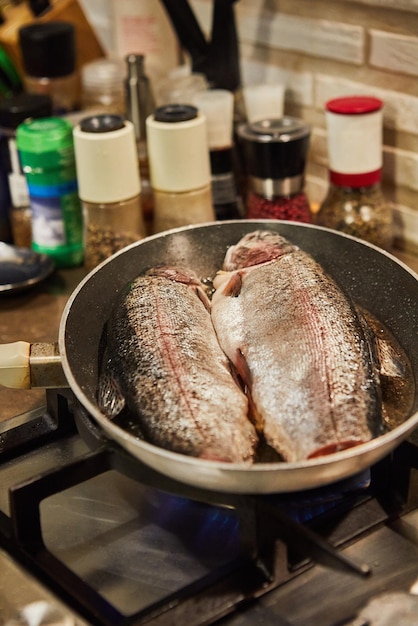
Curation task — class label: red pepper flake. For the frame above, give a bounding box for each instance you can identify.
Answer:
[247,191,312,223]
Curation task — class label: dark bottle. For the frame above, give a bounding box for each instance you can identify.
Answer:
[194,88,243,220]
[237,117,312,222]
[0,93,52,247]
[316,96,393,251]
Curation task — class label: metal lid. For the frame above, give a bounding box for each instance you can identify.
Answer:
[238,117,310,144]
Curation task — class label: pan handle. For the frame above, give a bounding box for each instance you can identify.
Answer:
[0,341,68,389]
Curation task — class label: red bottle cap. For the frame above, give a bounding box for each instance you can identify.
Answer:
[326,96,383,115]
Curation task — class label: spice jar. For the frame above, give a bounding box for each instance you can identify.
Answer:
[73,114,146,273]
[16,116,83,267]
[146,104,215,233]
[316,96,393,250]
[237,117,312,222]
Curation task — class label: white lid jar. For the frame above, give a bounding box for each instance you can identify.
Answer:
[325,96,383,187]
[145,104,215,232]
[317,96,393,251]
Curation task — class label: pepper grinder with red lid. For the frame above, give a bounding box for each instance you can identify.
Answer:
[236,116,312,223]
[316,95,393,250]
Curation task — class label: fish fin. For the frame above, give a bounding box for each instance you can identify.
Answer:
[194,284,212,312]
[377,336,409,379]
[223,272,243,297]
[232,349,264,432]
[97,365,126,418]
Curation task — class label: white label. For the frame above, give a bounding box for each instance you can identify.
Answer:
[31,198,65,247]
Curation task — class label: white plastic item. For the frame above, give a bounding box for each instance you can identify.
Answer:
[193,89,234,149]
[0,341,30,388]
[243,83,285,123]
[110,0,180,81]
[326,106,383,175]
[73,118,141,204]
[146,108,211,193]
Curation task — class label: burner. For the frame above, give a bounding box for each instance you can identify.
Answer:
[0,390,417,626]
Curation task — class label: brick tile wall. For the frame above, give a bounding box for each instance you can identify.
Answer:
[190,0,418,253]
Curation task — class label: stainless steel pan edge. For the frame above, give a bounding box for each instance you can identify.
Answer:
[58,220,418,494]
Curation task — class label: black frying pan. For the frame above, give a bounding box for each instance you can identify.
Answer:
[54,220,418,493]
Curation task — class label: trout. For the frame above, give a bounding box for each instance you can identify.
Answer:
[98,266,257,463]
[211,230,381,461]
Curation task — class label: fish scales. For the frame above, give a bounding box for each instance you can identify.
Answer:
[211,231,380,462]
[99,267,257,463]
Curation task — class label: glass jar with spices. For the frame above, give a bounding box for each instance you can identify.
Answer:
[316,96,393,251]
[237,117,312,223]
[73,114,146,273]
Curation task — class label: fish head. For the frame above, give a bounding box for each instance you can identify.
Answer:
[223,230,297,271]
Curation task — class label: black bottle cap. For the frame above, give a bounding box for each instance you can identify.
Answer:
[0,93,52,128]
[79,114,126,133]
[18,21,76,78]
[154,104,198,123]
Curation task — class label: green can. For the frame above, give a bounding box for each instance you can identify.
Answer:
[16,116,83,267]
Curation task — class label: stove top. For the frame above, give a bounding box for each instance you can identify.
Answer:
[0,390,418,626]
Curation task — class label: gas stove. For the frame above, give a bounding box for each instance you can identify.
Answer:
[1,389,418,626]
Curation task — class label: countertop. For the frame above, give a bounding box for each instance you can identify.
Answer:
[1,248,418,424]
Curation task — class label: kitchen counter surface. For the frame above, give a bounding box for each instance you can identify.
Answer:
[0,248,418,424]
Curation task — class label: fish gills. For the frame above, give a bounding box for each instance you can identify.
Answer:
[98,266,257,463]
[211,230,381,462]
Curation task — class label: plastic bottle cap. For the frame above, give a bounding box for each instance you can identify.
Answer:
[243,83,285,123]
[153,104,198,123]
[18,21,76,78]
[73,116,141,203]
[193,89,234,149]
[146,104,211,192]
[16,116,75,154]
[79,114,125,133]
[0,94,52,129]
[326,96,382,115]
[325,96,383,183]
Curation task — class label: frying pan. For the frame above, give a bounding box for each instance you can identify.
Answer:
[3,220,418,493]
